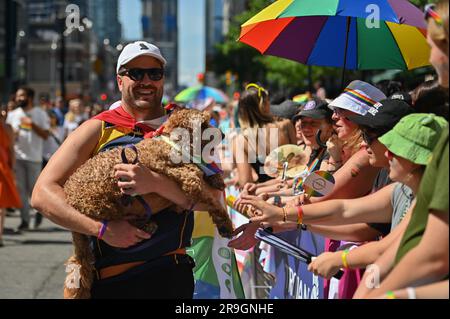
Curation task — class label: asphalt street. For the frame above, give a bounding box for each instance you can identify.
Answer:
[0,210,72,299]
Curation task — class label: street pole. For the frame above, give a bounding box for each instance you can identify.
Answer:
[59,17,66,103]
[4,0,16,103]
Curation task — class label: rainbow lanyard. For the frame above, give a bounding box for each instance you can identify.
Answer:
[292,148,325,195]
[307,148,325,174]
[158,135,222,177]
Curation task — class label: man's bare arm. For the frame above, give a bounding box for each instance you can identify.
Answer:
[31,120,104,236]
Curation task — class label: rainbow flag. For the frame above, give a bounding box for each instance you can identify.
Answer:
[188,211,245,299]
[293,92,312,105]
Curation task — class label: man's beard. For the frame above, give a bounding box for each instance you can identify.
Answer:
[125,86,163,110]
[16,100,28,108]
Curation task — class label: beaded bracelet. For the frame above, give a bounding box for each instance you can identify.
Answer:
[97,220,108,240]
[341,249,350,269]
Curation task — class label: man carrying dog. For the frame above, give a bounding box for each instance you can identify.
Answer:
[31,41,222,299]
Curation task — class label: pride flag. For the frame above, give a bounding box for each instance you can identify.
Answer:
[188,211,245,299]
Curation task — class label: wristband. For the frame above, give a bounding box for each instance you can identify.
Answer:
[296,206,304,225]
[386,291,397,299]
[97,220,108,240]
[274,195,282,207]
[341,249,350,269]
[406,287,416,300]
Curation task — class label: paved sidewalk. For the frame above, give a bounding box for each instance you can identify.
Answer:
[0,211,72,299]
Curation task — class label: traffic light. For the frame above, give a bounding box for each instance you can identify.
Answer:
[197,73,205,84]
[100,94,108,101]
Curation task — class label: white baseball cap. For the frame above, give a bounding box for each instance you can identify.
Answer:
[116,41,167,74]
[329,80,386,115]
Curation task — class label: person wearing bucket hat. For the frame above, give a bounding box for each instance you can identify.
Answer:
[237,114,447,284]
[360,1,450,299]
[355,114,449,299]
[379,113,448,167]
[231,96,415,299]
[348,99,415,169]
[330,81,387,167]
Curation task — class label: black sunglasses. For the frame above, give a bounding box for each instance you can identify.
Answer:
[119,68,164,82]
[361,131,378,145]
[333,108,351,121]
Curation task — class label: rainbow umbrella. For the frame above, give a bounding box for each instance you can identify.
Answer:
[175,85,229,104]
[239,0,430,77]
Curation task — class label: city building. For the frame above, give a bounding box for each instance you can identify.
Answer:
[19,0,120,103]
[89,0,122,47]
[141,0,178,95]
[205,0,247,85]
[0,0,27,103]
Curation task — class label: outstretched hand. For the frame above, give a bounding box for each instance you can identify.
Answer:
[307,251,342,280]
[227,222,260,251]
[238,195,285,228]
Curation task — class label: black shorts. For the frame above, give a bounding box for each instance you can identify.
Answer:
[91,254,195,299]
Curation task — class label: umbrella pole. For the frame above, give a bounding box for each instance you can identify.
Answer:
[341,17,351,91]
[308,65,313,93]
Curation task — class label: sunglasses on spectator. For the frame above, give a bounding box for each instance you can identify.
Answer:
[425,4,443,26]
[333,108,352,121]
[361,131,379,145]
[119,68,164,82]
[245,83,268,98]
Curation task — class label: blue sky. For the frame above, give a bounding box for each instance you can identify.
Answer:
[119,0,205,87]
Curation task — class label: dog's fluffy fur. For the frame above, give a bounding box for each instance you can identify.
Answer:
[63,108,233,299]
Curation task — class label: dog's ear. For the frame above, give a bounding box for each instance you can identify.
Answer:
[201,111,211,124]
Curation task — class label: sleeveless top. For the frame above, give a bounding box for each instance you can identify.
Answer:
[250,155,272,183]
[89,112,194,270]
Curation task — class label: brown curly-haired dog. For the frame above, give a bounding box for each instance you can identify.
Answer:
[63,108,233,299]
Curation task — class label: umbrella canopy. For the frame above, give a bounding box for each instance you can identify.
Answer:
[174,85,229,104]
[239,0,430,71]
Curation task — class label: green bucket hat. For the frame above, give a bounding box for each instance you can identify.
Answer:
[379,113,448,165]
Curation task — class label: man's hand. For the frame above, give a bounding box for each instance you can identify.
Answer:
[101,219,152,248]
[308,251,342,280]
[227,222,260,251]
[114,163,162,196]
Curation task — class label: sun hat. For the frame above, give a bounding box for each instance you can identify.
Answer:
[348,99,414,136]
[116,41,167,74]
[379,113,448,165]
[329,80,387,115]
